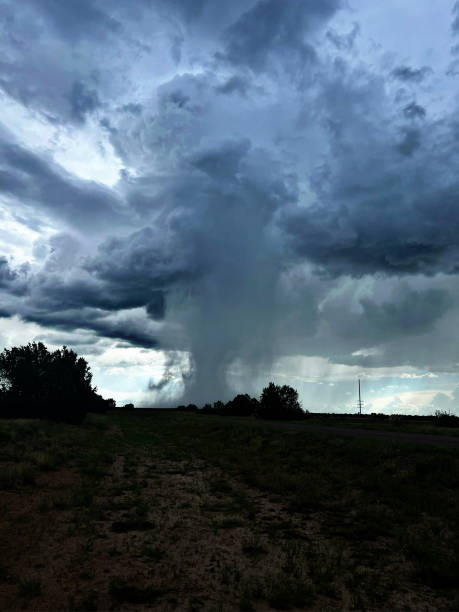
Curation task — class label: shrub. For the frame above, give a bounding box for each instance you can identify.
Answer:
[434,410,459,428]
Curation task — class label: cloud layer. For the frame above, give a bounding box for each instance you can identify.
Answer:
[1,0,459,406]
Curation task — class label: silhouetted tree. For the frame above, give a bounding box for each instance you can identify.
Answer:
[257,382,304,420]
[185,403,198,412]
[176,404,198,412]
[89,393,116,413]
[434,410,459,428]
[0,342,102,423]
[106,398,116,410]
[213,400,225,413]
[223,393,258,416]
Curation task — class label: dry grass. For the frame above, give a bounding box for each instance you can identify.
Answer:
[0,412,458,610]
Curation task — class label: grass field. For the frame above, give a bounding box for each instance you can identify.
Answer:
[303,416,459,438]
[1,411,459,611]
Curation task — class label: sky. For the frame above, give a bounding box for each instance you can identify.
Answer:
[1,0,459,413]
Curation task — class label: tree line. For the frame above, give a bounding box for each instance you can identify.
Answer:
[0,342,115,424]
[0,342,307,423]
[176,381,308,420]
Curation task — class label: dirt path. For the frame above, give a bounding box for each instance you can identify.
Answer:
[271,422,459,449]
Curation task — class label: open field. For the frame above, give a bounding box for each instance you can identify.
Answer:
[301,416,459,439]
[1,411,459,611]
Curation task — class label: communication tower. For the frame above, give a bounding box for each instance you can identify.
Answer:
[357,378,364,414]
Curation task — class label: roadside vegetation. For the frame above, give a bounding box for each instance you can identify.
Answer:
[1,410,459,611]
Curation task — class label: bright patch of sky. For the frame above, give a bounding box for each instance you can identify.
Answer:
[0,93,123,186]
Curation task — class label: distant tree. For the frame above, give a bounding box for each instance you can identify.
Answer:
[176,404,198,412]
[257,382,304,420]
[223,394,258,416]
[185,404,198,412]
[0,342,97,423]
[106,398,116,410]
[88,393,116,413]
[123,403,135,411]
[434,410,459,428]
[213,400,225,413]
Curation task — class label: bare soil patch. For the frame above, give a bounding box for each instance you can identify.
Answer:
[0,454,448,611]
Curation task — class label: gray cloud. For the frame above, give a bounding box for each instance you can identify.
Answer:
[146,291,166,320]
[391,65,431,83]
[326,23,359,51]
[215,75,252,96]
[27,0,120,41]
[69,80,101,123]
[0,257,18,287]
[280,62,459,278]
[453,1,459,34]
[0,257,28,295]
[397,126,422,156]
[0,132,127,232]
[219,0,341,76]
[325,286,452,351]
[403,102,426,119]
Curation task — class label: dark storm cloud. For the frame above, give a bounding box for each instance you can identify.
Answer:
[453,1,459,33]
[397,127,422,156]
[327,287,452,346]
[0,1,107,123]
[326,23,359,51]
[0,134,127,231]
[86,226,195,290]
[403,102,426,119]
[34,332,100,347]
[146,291,166,320]
[0,257,28,295]
[8,299,160,349]
[3,0,459,402]
[26,0,120,41]
[391,66,431,83]
[89,319,159,348]
[219,0,341,74]
[190,139,251,179]
[0,257,17,286]
[69,80,101,123]
[215,75,252,96]
[280,60,459,279]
